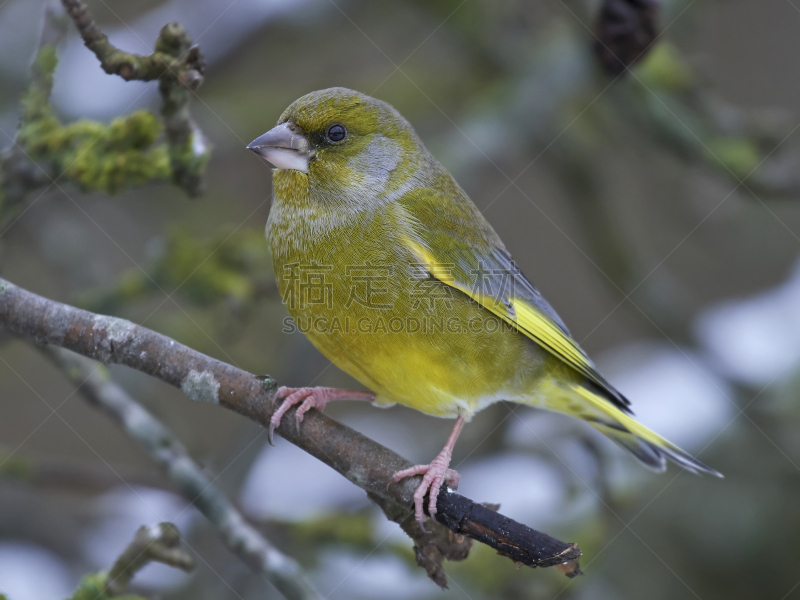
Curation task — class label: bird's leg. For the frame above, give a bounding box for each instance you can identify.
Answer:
[268,387,375,444]
[392,414,466,525]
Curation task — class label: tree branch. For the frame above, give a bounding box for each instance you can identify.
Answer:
[105,522,194,596]
[42,345,320,600]
[0,277,582,587]
[64,522,193,600]
[60,0,208,195]
[0,3,209,214]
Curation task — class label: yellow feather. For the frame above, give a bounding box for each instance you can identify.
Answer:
[570,385,721,476]
[403,236,599,387]
[510,300,593,378]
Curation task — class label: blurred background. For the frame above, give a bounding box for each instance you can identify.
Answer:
[2,0,800,598]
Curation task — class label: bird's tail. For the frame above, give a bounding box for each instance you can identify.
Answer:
[570,384,722,477]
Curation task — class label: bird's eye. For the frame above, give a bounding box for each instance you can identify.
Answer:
[326,123,347,143]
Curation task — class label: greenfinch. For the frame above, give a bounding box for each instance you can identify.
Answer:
[248,88,720,524]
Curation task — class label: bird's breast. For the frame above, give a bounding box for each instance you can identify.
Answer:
[265,171,547,418]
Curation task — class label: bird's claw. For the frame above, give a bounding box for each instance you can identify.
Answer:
[268,386,309,443]
[267,386,343,445]
[267,386,376,445]
[393,457,460,525]
[295,396,319,429]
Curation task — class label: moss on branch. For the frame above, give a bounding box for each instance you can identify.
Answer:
[0,2,210,219]
[61,0,209,195]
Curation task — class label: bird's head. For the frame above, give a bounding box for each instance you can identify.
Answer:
[248,88,424,198]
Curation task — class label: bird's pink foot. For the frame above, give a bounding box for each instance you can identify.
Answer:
[393,451,460,525]
[268,386,375,444]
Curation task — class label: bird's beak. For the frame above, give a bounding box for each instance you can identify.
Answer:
[246,122,310,173]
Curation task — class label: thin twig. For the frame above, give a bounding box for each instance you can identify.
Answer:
[61,0,208,195]
[0,277,582,587]
[0,3,209,211]
[105,522,195,596]
[42,346,320,600]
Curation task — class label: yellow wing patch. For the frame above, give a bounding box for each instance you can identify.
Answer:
[510,299,597,381]
[403,236,600,387]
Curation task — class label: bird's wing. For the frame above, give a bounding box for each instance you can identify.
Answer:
[397,188,631,413]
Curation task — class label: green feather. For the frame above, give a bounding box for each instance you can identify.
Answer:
[264,87,719,476]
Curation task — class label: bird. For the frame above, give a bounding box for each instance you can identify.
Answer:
[247,87,721,524]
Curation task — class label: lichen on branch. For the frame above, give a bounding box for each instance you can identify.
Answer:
[18,105,171,195]
[0,2,210,220]
[61,0,209,195]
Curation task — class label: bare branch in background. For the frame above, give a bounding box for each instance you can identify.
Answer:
[0,277,582,587]
[105,522,195,596]
[42,345,321,600]
[57,523,194,598]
